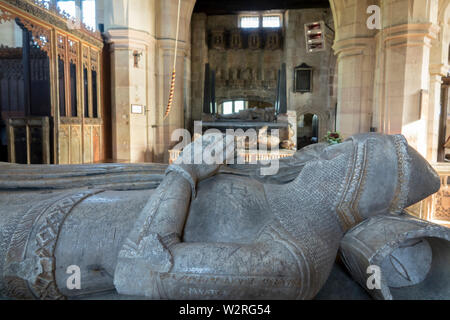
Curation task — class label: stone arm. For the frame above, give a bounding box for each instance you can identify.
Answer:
[114,174,304,299]
[114,135,305,300]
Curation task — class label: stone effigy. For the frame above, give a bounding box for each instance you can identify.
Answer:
[0,133,447,300]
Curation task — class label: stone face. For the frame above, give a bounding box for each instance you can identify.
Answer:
[0,133,444,300]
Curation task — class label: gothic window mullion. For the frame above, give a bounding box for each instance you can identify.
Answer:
[82,46,90,119]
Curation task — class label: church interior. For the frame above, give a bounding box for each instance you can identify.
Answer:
[0,0,450,301]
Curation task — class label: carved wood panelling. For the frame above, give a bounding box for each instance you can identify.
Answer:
[409,169,450,227]
[70,125,82,164]
[1,8,52,57]
[0,8,14,23]
[433,175,450,222]
[93,125,101,163]
[57,33,66,61]
[82,45,89,69]
[1,0,103,47]
[67,38,78,64]
[59,125,70,164]
[0,2,104,165]
[90,48,99,71]
[83,125,92,163]
[19,18,52,57]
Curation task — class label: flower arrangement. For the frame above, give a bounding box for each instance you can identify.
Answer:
[324,131,342,145]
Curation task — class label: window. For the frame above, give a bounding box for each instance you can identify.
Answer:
[82,0,96,30]
[223,101,233,115]
[240,16,259,29]
[240,13,282,29]
[234,100,245,113]
[57,0,96,30]
[220,100,247,115]
[263,15,281,28]
[57,0,77,19]
[37,0,51,9]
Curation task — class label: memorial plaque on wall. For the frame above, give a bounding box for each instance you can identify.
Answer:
[294,63,313,93]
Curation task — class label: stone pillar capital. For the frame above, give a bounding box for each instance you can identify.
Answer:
[430,63,449,78]
[105,29,156,51]
[332,37,375,59]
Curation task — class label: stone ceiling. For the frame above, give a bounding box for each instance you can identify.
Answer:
[193,0,330,14]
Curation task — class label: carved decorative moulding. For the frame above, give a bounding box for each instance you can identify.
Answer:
[82,45,90,69]
[90,49,99,71]
[0,45,22,59]
[0,7,52,56]
[265,31,281,50]
[60,117,82,125]
[68,39,78,64]
[19,18,52,56]
[84,118,103,125]
[57,34,67,60]
[432,175,450,223]
[230,29,243,49]
[1,0,102,46]
[210,29,225,50]
[248,32,261,50]
[206,28,283,50]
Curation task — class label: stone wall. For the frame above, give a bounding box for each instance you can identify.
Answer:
[190,8,337,139]
[284,9,336,140]
[102,0,196,163]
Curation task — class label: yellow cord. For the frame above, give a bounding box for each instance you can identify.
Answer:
[164,0,182,119]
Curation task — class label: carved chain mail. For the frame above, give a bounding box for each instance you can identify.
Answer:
[0,133,442,300]
[264,134,413,298]
[1,190,103,300]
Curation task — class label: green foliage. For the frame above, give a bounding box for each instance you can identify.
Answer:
[323,131,342,145]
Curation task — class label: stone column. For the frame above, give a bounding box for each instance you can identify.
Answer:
[333,38,376,138]
[103,0,195,164]
[152,0,196,163]
[380,23,439,156]
[190,13,208,124]
[330,0,377,139]
[426,2,450,162]
[428,64,447,161]
[106,30,155,163]
[373,0,440,157]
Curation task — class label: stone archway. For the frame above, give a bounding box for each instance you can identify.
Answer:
[296,108,329,147]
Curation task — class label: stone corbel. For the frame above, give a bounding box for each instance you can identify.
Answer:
[105,29,156,52]
[332,37,374,60]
